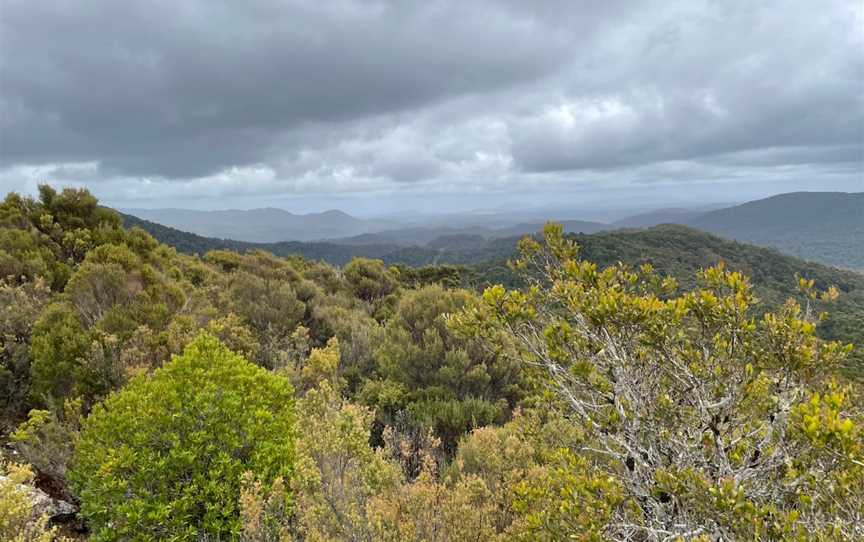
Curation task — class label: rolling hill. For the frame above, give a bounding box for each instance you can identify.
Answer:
[682,192,863,269]
[125,192,863,269]
[612,208,706,228]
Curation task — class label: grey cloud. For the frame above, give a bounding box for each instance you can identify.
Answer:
[509,0,863,173]
[0,0,612,177]
[0,0,861,204]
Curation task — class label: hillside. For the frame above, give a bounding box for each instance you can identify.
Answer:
[119,213,555,266]
[328,219,609,246]
[123,206,396,243]
[683,192,864,269]
[123,212,864,375]
[119,212,422,264]
[123,192,864,269]
[4,188,862,540]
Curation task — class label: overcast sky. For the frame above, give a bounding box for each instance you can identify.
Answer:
[1,0,862,213]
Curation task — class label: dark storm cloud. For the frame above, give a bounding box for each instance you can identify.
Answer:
[0,0,616,177]
[0,0,861,203]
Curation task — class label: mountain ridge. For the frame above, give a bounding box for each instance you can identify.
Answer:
[681,191,864,269]
[123,191,863,269]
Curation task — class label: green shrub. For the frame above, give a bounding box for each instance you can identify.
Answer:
[69,333,296,541]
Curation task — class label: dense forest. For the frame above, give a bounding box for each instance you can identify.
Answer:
[125,210,864,379]
[2,187,863,541]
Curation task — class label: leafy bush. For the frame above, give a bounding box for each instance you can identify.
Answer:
[69,333,296,541]
[452,224,864,540]
[363,285,524,452]
[343,258,398,303]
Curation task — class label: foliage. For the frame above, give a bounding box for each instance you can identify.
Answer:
[343,258,398,303]
[451,223,864,540]
[4,187,863,540]
[288,339,402,541]
[365,446,500,542]
[362,284,524,452]
[0,187,123,291]
[11,400,82,486]
[238,474,292,542]
[29,303,93,405]
[0,461,67,542]
[125,208,864,376]
[68,334,296,541]
[0,279,50,429]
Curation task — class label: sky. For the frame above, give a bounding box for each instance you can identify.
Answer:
[0,0,862,214]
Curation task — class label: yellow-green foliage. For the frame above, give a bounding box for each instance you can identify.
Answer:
[0,461,65,542]
[362,284,524,451]
[343,257,398,303]
[69,334,296,541]
[291,382,401,540]
[366,444,501,542]
[450,223,864,540]
[0,278,49,424]
[10,399,81,483]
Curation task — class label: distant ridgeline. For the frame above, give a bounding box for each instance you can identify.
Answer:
[121,211,864,378]
[124,191,864,269]
[681,192,864,270]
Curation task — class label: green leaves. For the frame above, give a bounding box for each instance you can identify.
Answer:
[365,284,525,452]
[455,222,864,540]
[69,334,296,541]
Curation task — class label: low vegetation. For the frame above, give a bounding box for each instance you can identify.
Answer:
[1,187,862,540]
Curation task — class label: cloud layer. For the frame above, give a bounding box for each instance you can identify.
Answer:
[1,0,861,208]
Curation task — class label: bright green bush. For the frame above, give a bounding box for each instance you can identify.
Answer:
[69,333,296,541]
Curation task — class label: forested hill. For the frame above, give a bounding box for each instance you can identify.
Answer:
[123,211,864,375]
[120,212,415,264]
[683,191,864,269]
[120,211,522,266]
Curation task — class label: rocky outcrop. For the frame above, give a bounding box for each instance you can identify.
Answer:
[0,473,77,520]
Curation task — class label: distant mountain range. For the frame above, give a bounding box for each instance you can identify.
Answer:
[123,206,611,245]
[121,207,397,243]
[605,192,864,269]
[122,191,864,269]
[331,219,608,246]
[612,208,706,228]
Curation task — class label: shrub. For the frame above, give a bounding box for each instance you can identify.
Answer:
[0,461,66,542]
[452,223,864,540]
[343,258,397,303]
[69,333,296,541]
